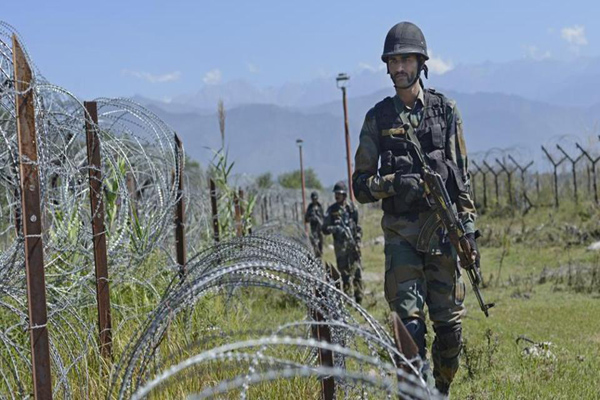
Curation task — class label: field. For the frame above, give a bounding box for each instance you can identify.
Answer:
[327,200,600,399]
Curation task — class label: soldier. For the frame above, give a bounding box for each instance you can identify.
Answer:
[304,191,324,257]
[321,181,363,304]
[352,22,479,395]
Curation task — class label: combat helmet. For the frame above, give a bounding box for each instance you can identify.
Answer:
[381,21,428,62]
[333,181,347,194]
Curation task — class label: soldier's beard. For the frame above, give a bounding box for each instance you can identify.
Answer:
[391,71,418,89]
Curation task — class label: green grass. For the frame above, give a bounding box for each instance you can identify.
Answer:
[347,200,600,399]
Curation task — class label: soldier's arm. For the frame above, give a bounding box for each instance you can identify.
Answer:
[352,108,397,203]
[446,102,477,234]
[321,210,335,235]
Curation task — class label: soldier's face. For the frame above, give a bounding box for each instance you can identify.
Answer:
[387,54,419,89]
[335,192,346,203]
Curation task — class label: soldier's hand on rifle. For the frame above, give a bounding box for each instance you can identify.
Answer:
[393,173,424,204]
[465,232,480,270]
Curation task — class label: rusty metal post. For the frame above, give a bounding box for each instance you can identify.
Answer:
[13,34,53,399]
[84,101,113,361]
[209,178,219,242]
[263,196,269,222]
[341,86,354,202]
[234,190,242,237]
[312,290,335,400]
[173,134,186,278]
[390,311,420,387]
[297,139,308,234]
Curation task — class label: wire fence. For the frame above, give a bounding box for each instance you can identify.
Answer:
[470,135,600,214]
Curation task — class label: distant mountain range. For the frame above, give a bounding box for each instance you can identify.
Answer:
[131,57,600,185]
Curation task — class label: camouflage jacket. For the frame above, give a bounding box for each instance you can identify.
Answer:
[322,201,362,256]
[352,87,477,247]
[304,202,324,231]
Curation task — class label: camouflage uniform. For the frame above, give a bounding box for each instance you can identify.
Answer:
[304,201,324,257]
[352,87,477,390]
[321,200,364,303]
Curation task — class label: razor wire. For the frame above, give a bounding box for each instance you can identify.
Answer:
[0,22,195,399]
[109,232,435,399]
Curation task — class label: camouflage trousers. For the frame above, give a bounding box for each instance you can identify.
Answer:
[336,252,363,303]
[309,226,324,258]
[382,211,466,389]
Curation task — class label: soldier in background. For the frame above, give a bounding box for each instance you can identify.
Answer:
[351,21,479,396]
[321,181,363,304]
[304,191,324,257]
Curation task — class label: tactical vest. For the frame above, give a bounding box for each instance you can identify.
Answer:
[374,88,465,215]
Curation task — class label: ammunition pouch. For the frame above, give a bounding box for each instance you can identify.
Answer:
[375,89,465,216]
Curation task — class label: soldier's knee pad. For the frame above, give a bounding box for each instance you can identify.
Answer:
[402,318,427,359]
[433,324,462,359]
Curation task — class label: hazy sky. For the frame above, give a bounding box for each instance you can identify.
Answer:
[4,0,599,100]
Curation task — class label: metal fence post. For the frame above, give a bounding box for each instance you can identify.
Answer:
[84,101,113,361]
[13,34,53,399]
[234,190,242,237]
[312,290,335,400]
[541,145,567,208]
[174,134,186,278]
[209,178,220,242]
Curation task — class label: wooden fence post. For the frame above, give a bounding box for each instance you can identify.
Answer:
[13,34,53,399]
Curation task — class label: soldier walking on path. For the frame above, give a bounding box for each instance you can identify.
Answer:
[304,191,324,257]
[322,181,364,304]
[351,21,480,396]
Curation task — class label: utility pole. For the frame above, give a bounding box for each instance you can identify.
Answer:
[297,139,308,234]
[336,73,354,202]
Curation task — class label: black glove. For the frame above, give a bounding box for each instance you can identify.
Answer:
[393,173,424,205]
[381,151,414,176]
[380,151,394,175]
[465,231,481,269]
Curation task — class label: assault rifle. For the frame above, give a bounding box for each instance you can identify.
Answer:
[336,214,361,259]
[405,130,494,317]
